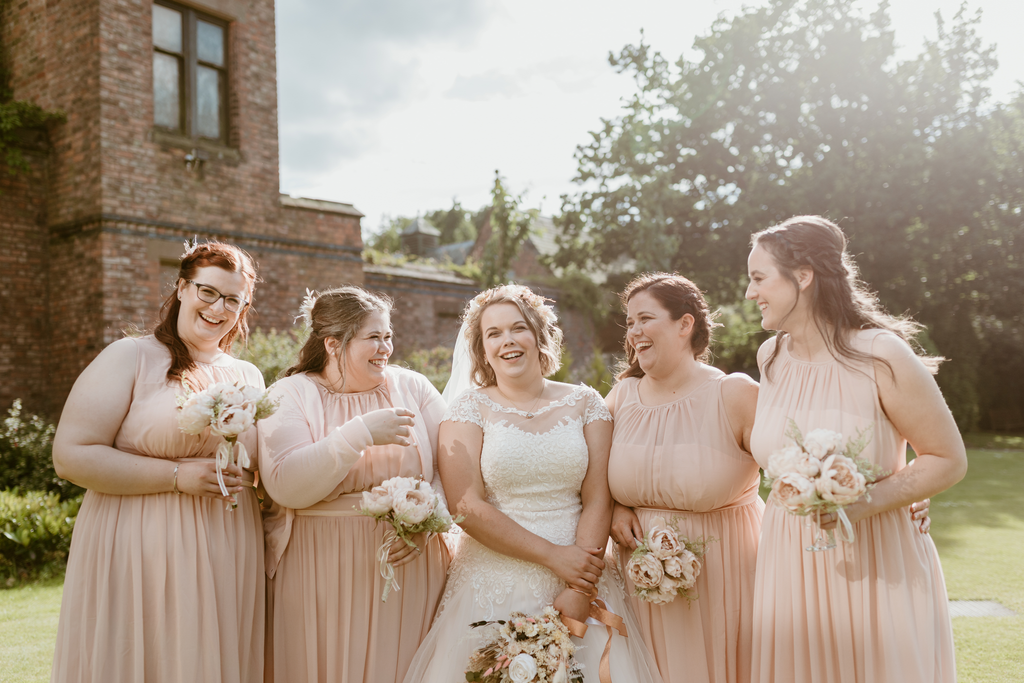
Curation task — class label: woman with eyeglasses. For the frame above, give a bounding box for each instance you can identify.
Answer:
[51,241,266,683]
[257,286,450,683]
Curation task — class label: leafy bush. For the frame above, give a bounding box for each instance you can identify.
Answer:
[233,327,308,387]
[0,400,81,498]
[400,346,454,393]
[0,489,82,586]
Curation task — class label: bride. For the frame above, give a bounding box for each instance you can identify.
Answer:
[403,284,662,682]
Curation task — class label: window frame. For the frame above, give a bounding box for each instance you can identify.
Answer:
[152,0,230,144]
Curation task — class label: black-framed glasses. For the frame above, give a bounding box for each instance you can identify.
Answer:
[185,280,248,312]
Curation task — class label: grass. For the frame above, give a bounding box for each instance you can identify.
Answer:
[0,577,62,683]
[0,443,1021,682]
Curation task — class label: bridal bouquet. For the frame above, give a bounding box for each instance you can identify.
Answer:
[762,419,883,550]
[465,607,583,683]
[177,382,277,509]
[626,516,709,605]
[360,475,460,601]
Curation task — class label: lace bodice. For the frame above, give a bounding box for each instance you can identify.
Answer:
[437,385,615,618]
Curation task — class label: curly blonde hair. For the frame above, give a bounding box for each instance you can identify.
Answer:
[462,284,563,387]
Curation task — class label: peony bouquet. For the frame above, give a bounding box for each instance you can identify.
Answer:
[177,381,277,509]
[360,475,461,601]
[626,516,709,605]
[763,419,883,550]
[465,607,583,683]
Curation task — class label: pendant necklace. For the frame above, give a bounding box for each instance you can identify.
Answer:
[496,381,545,419]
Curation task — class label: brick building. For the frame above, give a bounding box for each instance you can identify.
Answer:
[1,0,363,416]
[0,0,598,418]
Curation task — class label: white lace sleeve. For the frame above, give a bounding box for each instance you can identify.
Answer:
[581,385,613,424]
[441,390,484,427]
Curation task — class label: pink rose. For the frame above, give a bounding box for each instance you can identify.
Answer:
[627,552,664,590]
[648,526,681,560]
[815,454,867,506]
[772,472,818,512]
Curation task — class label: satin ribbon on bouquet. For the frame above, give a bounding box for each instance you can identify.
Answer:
[375,528,401,602]
[213,438,250,510]
[560,594,628,683]
[834,506,856,544]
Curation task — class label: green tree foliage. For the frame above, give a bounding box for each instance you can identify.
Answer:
[428,200,478,245]
[554,0,1023,429]
[481,171,535,287]
[1,401,81,499]
[232,328,308,387]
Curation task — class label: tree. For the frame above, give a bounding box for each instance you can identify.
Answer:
[480,171,535,287]
[554,0,1023,429]
[427,200,477,245]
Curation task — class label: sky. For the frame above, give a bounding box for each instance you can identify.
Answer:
[275,0,1024,235]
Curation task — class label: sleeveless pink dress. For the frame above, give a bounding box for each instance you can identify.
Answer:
[258,367,450,683]
[749,330,955,683]
[51,336,265,683]
[609,373,764,683]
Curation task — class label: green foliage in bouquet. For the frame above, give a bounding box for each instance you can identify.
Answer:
[0,489,82,586]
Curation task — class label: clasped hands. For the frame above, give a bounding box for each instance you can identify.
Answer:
[550,544,605,623]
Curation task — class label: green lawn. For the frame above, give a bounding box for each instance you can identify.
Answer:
[1,445,1021,682]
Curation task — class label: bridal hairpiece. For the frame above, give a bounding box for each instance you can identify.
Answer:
[181,236,201,259]
[297,288,318,328]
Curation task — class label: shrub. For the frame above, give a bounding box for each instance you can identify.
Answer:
[0,489,83,586]
[0,400,82,498]
[233,327,308,387]
[400,346,454,393]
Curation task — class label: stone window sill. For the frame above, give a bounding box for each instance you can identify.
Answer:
[151,128,242,165]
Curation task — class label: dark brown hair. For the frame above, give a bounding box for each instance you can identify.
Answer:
[285,286,393,388]
[617,273,719,380]
[751,215,940,380]
[462,284,563,387]
[154,241,258,383]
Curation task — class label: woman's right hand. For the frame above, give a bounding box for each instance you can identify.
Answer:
[362,408,416,446]
[610,503,643,550]
[547,544,605,593]
[176,460,248,503]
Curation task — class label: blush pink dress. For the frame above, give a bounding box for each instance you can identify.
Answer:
[258,367,450,683]
[608,372,764,683]
[749,330,956,683]
[51,336,265,683]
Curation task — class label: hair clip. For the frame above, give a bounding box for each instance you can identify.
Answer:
[181,236,200,259]
[297,288,318,328]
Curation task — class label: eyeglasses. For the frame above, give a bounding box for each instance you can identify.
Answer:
[185,280,249,312]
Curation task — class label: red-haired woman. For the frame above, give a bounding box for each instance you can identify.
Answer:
[51,241,266,683]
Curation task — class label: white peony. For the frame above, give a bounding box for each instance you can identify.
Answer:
[673,548,701,589]
[765,445,805,480]
[802,429,844,460]
[647,526,682,560]
[212,404,255,438]
[627,552,664,590]
[178,396,214,435]
[772,472,818,512]
[392,487,435,525]
[383,476,417,495]
[792,454,822,479]
[361,486,394,516]
[815,454,867,506]
[508,653,539,683]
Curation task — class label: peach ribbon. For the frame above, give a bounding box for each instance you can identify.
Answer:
[560,596,628,683]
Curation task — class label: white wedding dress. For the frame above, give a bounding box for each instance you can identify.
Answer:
[402,385,663,683]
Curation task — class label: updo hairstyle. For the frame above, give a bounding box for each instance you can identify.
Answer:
[154,240,258,382]
[618,273,719,380]
[751,215,939,378]
[462,284,563,387]
[285,286,393,382]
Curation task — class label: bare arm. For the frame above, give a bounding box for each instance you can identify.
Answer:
[439,419,605,593]
[825,334,967,527]
[52,338,247,499]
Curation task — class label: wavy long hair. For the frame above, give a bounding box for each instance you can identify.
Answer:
[752,215,940,380]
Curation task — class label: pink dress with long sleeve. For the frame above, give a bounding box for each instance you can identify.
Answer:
[258,366,450,683]
[608,372,764,683]
[749,330,956,683]
[51,336,265,683]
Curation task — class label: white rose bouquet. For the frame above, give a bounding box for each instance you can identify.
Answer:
[359,475,461,601]
[176,381,277,509]
[625,516,710,605]
[763,419,884,550]
[465,607,583,683]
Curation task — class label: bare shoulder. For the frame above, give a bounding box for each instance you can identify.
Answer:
[755,336,777,367]
[604,381,623,414]
[720,371,758,413]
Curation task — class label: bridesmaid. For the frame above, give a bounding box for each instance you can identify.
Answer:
[746,216,965,683]
[607,273,762,683]
[51,241,264,682]
[257,286,450,683]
